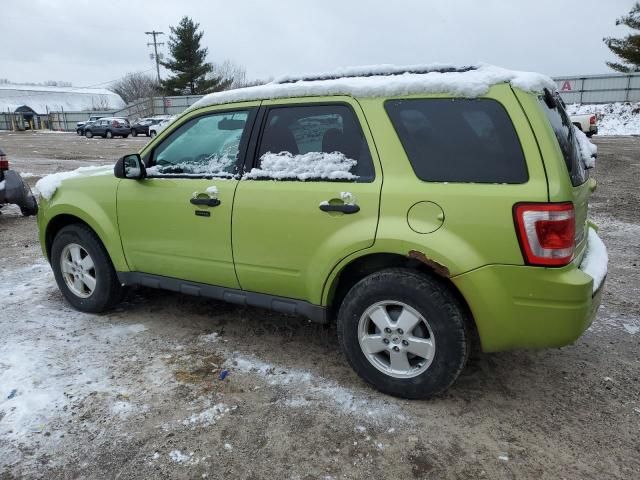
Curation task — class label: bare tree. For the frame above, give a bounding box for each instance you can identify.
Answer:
[209,60,267,90]
[109,72,161,104]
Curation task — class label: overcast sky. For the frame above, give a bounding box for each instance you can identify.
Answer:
[2,0,637,87]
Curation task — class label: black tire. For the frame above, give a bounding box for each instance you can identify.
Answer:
[150,131,156,138]
[105,130,113,139]
[122,134,129,139]
[85,130,93,139]
[337,268,469,399]
[586,132,594,138]
[131,129,138,137]
[51,224,123,313]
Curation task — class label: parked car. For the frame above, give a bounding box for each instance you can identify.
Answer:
[0,148,37,216]
[130,116,169,137]
[36,65,606,399]
[570,113,598,137]
[76,115,105,135]
[148,115,177,137]
[76,120,98,136]
[84,117,131,139]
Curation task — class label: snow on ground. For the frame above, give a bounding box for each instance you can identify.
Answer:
[225,354,404,422]
[34,164,112,200]
[244,151,357,181]
[188,63,555,111]
[567,102,640,135]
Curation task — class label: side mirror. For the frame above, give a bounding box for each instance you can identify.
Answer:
[114,154,146,180]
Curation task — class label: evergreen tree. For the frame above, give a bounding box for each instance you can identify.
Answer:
[161,17,231,95]
[604,2,640,72]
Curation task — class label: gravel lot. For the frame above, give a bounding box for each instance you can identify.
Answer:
[0,131,638,479]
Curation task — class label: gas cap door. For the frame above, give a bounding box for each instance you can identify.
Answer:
[407,201,445,234]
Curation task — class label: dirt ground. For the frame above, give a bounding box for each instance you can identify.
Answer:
[0,132,638,479]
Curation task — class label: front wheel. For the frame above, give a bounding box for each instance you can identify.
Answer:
[105,130,113,139]
[122,134,129,138]
[131,129,138,137]
[85,130,93,138]
[51,224,123,313]
[337,268,469,399]
[150,130,157,138]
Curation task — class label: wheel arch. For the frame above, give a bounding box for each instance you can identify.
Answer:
[324,252,477,338]
[42,209,129,272]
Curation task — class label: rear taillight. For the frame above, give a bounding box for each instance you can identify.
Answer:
[514,202,575,267]
[0,150,8,171]
[589,115,596,125]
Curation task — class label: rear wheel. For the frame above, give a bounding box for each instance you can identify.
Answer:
[131,129,138,137]
[150,130,157,138]
[337,268,469,399]
[122,134,129,139]
[105,130,113,139]
[51,224,123,313]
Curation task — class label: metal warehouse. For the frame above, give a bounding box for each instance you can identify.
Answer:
[0,84,125,130]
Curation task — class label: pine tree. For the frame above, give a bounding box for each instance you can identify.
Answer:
[604,2,640,72]
[160,17,231,95]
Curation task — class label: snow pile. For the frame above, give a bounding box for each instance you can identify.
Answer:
[567,102,640,135]
[580,228,608,293]
[573,126,598,168]
[188,64,555,111]
[169,450,192,463]
[244,151,357,181]
[34,165,112,200]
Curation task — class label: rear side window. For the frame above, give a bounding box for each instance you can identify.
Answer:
[385,98,528,183]
[537,97,588,186]
[251,104,374,182]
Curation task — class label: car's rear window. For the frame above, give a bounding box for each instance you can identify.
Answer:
[385,98,528,183]
[537,97,588,186]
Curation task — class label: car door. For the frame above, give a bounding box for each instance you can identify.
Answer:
[117,106,258,288]
[94,119,107,136]
[232,98,382,303]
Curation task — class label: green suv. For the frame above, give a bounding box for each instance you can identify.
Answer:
[36,65,607,399]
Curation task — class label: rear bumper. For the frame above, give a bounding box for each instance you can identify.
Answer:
[452,229,607,352]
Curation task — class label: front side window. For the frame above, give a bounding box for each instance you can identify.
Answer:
[247,104,374,182]
[385,98,528,184]
[149,110,250,177]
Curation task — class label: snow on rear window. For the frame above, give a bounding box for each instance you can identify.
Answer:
[243,151,358,181]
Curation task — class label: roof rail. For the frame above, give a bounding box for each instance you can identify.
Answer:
[276,65,477,84]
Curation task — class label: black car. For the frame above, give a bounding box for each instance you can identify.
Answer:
[130,117,167,137]
[84,117,131,139]
[0,148,37,216]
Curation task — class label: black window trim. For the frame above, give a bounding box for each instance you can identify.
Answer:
[383,97,530,185]
[142,106,259,180]
[243,101,376,183]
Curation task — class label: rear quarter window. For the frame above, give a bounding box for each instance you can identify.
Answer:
[385,98,528,183]
[537,97,588,187]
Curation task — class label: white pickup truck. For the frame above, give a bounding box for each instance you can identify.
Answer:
[570,113,598,137]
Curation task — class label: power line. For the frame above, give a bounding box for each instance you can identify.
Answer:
[145,30,165,84]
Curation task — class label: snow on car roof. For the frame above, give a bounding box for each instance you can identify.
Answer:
[188,63,555,112]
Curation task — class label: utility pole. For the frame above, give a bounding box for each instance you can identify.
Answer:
[145,30,164,83]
